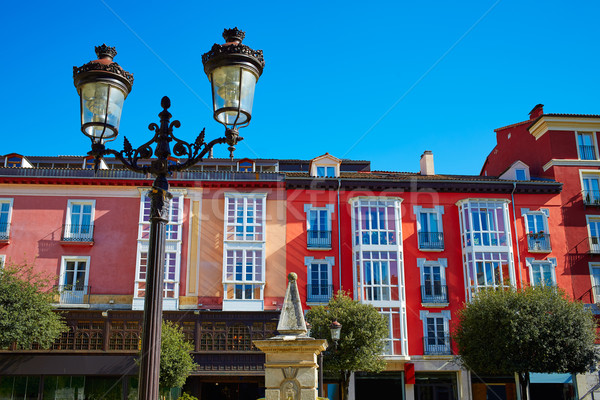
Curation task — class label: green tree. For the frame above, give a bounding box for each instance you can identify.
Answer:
[159,320,197,395]
[0,263,66,348]
[306,292,388,400]
[453,286,598,400]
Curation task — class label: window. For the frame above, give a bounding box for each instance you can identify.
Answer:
[582,173,600,205]
[305,257,334,303]
[414,206,444,250]
[351,197,407,356]
[316,166,336,177]
[587,216,600,254]
[63,200,95,242]
[304,204,334,249]
[5,156,22,168]
[59,256,90,305]
[458,200,515,300]
[0,255,5,268]
[525,258,556,286]
[577,132,597,160]
[420,311,451,355]
[522,208,551,252]
[589,264,600,302]
[223,193,267,311]
[238,159,254,172]
[133,189,185,310]
[0,199,13,241]
[515,169,526,181]
[417,258,448,304]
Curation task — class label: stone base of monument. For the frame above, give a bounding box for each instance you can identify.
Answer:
[254,337,327,400]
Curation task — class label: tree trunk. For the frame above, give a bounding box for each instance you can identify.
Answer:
[518,371,530,400]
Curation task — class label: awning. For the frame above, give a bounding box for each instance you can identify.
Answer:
[530,373,573,384]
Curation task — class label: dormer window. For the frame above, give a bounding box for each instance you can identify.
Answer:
[238,158,255,172]
[4,154,32,168]
[83,156,108,170]
[515,169,526,181]
[498,160,529,181]
[309,153,341,178]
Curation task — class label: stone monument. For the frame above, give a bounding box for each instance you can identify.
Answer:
[254,273,328,400]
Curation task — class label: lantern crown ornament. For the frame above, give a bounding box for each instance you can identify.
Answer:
[73,45,134,143]
[202,28,265,133]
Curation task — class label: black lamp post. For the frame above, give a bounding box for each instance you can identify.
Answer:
[318,320,342,398]
[73,28,264,400]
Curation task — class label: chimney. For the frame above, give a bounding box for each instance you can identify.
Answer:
[528,104,544,120]
[420,151,434,176]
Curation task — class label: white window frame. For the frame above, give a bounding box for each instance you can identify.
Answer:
[416,258,448,306]
[222,193,267,311]
[0,255,5,269]
[525,257,557,287]
[587,215,600,254]
[0,198,14,240]
[576,131,599,161]
[589,263,600,303]
[413,206,444,251]
[419,310,451,355]
[58,256,91,306]
[133,189,185,311]
[580,171,600,205]
[64,199,96,241]
[305,256,334,304]
[521,208,551,253]
[304,204,334,249]
[350,197,407,357]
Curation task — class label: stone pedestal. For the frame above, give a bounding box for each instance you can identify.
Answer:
[254,337,327,400]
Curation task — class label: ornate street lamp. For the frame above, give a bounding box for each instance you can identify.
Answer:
[318,320,343,397]
[73,28,264,400]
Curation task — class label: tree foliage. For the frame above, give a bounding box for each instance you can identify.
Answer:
[159,320,197,392]
[0,263,66,348]
[306,292,388,399]
[453,286,598,399]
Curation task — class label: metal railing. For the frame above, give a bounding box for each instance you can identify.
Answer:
[61,224,94,242]
[583,190,600,206]
[306,284,333,303]
[55,285,91,304]
[423,335,452,355]
[421,284,448,303]
[0,222,9,240]
[307,230,332,248]
[418,232,444,250]
[526,233,551,252]
[580,145,597,160]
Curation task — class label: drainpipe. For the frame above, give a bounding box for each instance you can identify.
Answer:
[512,182,523,287]
[337,178,343,290]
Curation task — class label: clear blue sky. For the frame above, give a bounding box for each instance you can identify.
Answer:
[1,1,598,175]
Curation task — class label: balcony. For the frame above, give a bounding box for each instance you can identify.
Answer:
[0,222,9,241]
[583,190,600,206]
[61,224,94,243]
[580,145,597,160]
[423,335,452,355]
[527,233,551,252]
[421,284,448,304]
[55,284,91,305]
[306,284,333,303]
[307,230,331,249]
[418,232,444,250]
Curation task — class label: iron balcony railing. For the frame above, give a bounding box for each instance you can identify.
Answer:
[423,335,452,355]
[418,232,444,250]
[61,224,94,242]
[421,284,448,304]
[590,236,600,254]
[306,284,333,303]
[0,222,9,240]
[580,145,597,160]
[55,284,91,305]
[583,190,600,206]
[526,233,551,252]
[307,230,332,248]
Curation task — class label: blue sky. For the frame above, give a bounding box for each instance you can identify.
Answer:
[1,1,598,175]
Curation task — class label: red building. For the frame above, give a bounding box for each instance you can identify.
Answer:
[0,147,579,400]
